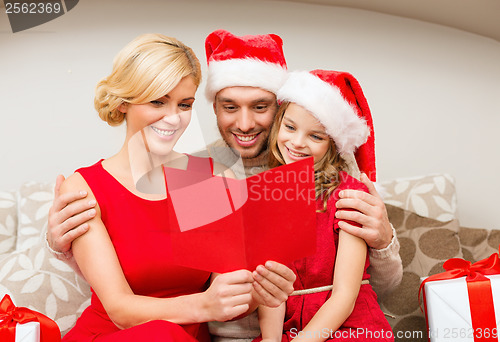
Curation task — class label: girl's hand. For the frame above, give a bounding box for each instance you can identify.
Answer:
[202,270,254,322]
[252,261,295,307]
[334,173,392,250]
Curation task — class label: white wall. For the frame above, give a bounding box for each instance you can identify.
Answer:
[1,0,499,229]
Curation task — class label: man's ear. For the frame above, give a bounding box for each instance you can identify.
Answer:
[118,102,128,113]
[213,101,217,116]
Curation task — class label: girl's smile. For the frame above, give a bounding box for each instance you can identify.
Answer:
[284,145,310,159]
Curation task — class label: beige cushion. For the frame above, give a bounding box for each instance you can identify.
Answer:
[381,174,457,222]
[16,182,55,251]
[0,181,91,335]
[459,226,500,263]
[0,241,91,334]
[0,190,17,259]
[380,205,462,340]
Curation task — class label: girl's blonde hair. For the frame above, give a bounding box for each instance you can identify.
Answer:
[95,33,202,126]
[269,102,347,212]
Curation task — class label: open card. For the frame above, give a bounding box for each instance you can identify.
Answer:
[167,158,317,273]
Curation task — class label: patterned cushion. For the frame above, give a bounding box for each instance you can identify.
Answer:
[381,174,457,222]
[459,226,500,263]
[16,181,55,251]
[0,190,17,259]
[0,242,91,334]
[0,181,91,335]
[381,205,463,342]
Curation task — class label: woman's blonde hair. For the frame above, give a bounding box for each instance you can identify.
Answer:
[95,33,202,126]
[269,102,347,212]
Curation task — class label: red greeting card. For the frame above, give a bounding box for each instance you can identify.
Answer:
[166,158,317,274]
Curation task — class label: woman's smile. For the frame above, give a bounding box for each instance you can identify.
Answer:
[151,126,177,139]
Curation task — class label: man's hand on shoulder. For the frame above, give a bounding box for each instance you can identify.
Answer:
[334,173,393,250]
[47,174,96,256]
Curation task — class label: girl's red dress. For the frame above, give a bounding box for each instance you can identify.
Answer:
[62,156,213,341]
[254,171,394,342]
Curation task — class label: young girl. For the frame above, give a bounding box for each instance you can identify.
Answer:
[255,70,394,342]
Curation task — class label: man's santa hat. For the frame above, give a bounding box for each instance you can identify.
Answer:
[277,70,376,181]
[205,29,288,101]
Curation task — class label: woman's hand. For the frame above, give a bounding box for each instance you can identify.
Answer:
[201,270,254,322]
[252,261,296,308]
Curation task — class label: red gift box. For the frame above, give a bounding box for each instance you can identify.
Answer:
[0,294,61,342]
[419,248,500,342]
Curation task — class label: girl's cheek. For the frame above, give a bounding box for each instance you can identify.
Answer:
[315,147,329,163]
[277,127,288,139]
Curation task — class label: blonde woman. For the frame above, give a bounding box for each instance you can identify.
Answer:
[61,34,295,342]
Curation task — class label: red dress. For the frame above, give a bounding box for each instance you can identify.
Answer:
[62,156,213,342]
[254,172,393,342]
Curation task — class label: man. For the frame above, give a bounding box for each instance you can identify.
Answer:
[202,29,401,293]
[47,30,402,340]
[201,29,402,341]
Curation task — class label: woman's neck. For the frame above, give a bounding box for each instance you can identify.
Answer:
[116,134,187,176]
[103,142,186,199]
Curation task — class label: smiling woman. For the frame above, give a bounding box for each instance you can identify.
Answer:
[93,35,201,128]
[56,33,218,341]
[119,77,197,168]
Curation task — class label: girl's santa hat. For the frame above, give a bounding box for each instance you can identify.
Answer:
[205,29,288,101]
[277,70,376,181]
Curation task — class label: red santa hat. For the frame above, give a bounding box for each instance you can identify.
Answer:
[205,29,288,101]
[277,70,376,181]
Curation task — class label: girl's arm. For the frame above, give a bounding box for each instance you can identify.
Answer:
[291,229,367,342]
[258,303,286,342]
[62,172,254,330]
[334,173,403,298]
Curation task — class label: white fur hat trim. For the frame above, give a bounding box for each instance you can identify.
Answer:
[205,58,288,101]
[277,71,369,156]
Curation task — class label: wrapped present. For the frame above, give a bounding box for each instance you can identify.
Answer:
[419,251,500,342]
[12,322,40,342]
[0,294,60,342]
